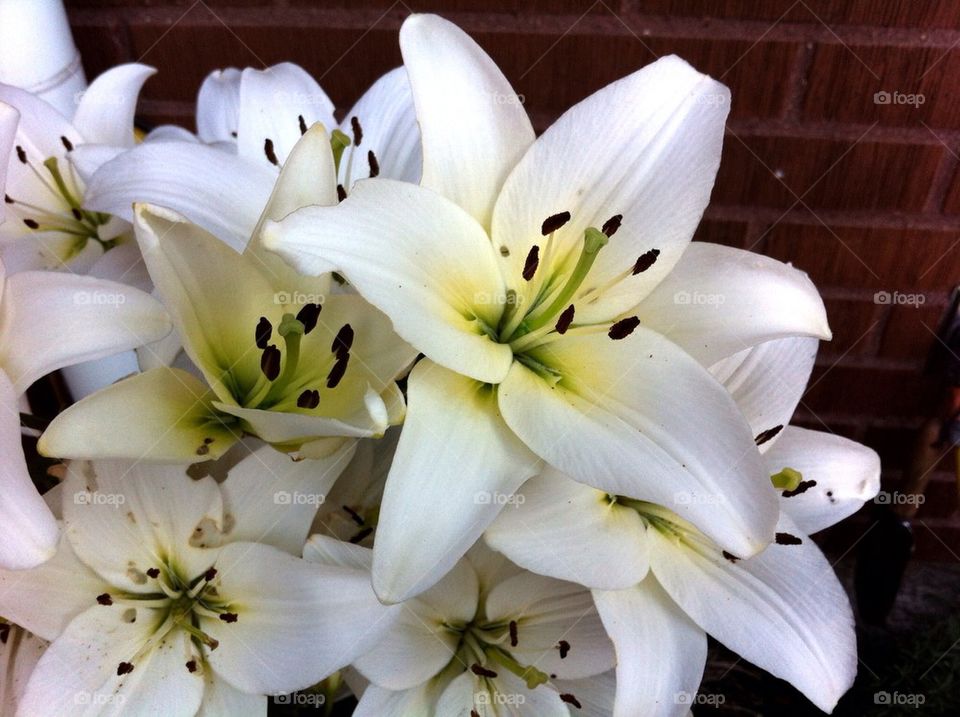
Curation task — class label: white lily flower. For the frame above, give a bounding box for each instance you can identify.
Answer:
[0,256,171,569]
[262,14,831,602]
[306,540,614,717]
[0,64,154,272]
[485,336,880,715]
[0,448,399,715]
[76,62,420,251]
[38,197,416,463]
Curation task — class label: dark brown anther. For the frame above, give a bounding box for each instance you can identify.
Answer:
[255,317,272,349]
[61,136,74,152]
[196,444,210,456]
[15,146,26,164]
[632,248,660,274]
[331,323,354,356]
[204,567,218,581]
[343,505,365,526]
[260,345,281,381]
[349,526,373,544]
[298,115,307,135]
[117,662,134,676]
[296,303,322,334]
[350,116,363,146]
[782,480,817,498]
[555,304,575,334]
[775,532,802,546]
[185,660,198,673]
[367,150,380,178]
[471,711,480,717]
[71,207,83,220]
[522,245,540,281]
[471,664,498,678]
[23,218,39,229]
[509,620,519,647]
[722,551,740,563]
[0,624,8,644]
[96,593,113,606]
[601,214,622,237]
[264,138,279,166]
[337,184,347,202]
[557,640,570,659]
[146,567,161,579]
[754,425,783,446]
[219,612,239,623]
[608,316,640,340]
[560,693,582,709]
[326,354,350,389]
[3,194,12,204]
[541,211,571,235]
[297,389,320,409]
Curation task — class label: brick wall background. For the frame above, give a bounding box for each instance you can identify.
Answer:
[64,0,960,560]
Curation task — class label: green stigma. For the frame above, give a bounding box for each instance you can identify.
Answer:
[329,129,352,174]
[770,467,804,491]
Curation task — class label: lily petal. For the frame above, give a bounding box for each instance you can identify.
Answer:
[0,537,108,641]
[594,579,707,717]
[339,66,421,185]
[202,541,399,695]
[711,336,819,451]
[263,179,513,384]
[19,606,204,717]
[636,242,831,366]
[485,467,650,590]
[237,63,336,166]
[38,367,238,463]
[0,101,16,221]
[354,557,480,690]
[399,14,534,229]
[62,460,225,592]
[492,54,728,322]
[499,328,778,558]
[196,67,242,146]
[769,426,881,534]
[372,360,540,603]
[85,142,275,250]
[198,675,268,716]
[219,439,356,555]
[72,64,156,148]
[0,269,171,394]
[436,669,568,717]
[649,515,857,713]
[354,681,446,717]
[0,370,58,569]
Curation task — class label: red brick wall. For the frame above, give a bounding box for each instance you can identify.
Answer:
[64,0,960,558]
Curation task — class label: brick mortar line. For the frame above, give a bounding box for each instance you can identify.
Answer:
[704,205,960,231]
[812,354,926,372]
[67,7,960,49]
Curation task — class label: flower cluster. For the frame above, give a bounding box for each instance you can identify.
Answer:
[0,14,880,717]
